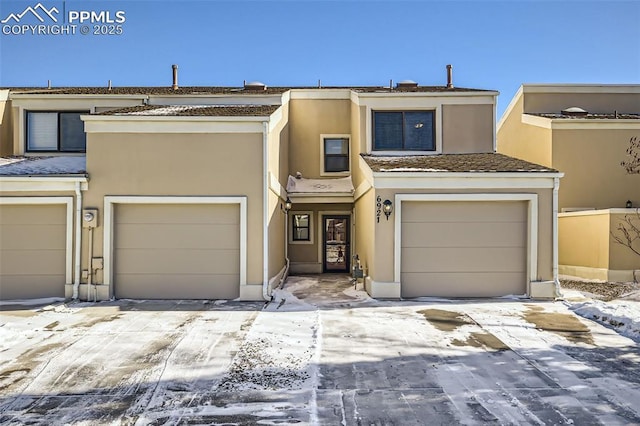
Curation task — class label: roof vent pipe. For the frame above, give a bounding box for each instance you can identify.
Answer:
[172,64,178,90]
[446,64,453,89]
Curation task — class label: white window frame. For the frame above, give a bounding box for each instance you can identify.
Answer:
[363,101,443,155]
[320,134,351,176]
[289,211,314,245]
[25,110,88,153]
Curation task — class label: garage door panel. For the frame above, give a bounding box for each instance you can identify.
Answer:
[0,204,67,300]
[0,225,66,249]
[0,250,66,274]
[115,248,239,274]
[401,247,525,273]
[400,200,527,298]
[402,201,526,223]
[114,203,241,300]
[0,275,66,299]
[115,224,240,250]
[0,205,66,225]
[117,204,239,225]
[401,272,526,298]
[114,274,239,300]
[402,222,525,248]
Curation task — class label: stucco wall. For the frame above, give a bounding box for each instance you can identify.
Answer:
[524,92,640,114]
[0,100,13,156]
[354,188,375,278]
[497,96,553,167]
[559,210,640,280]
[610,211,640,271]
[288,99,351,179]
[268,105,289,278]
[442,104,494,154]
[553,129,640,209]
[558,212,610,269]
[350,102,364,187]
[83,132,265,286]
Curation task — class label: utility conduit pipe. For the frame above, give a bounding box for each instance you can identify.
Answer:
[87,226,95,301]
[73,181,82,300]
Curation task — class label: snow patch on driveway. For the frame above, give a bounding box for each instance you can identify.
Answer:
[566,299,640,342]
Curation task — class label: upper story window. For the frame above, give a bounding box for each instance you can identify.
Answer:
[373,111,435,151]
[323,137,349,173]
[27,111,87,152]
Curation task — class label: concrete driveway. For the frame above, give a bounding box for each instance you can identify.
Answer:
[1,275,639,425]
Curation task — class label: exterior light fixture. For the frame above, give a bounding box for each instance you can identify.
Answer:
[382,199,393,220]
[627,200,633,208]
[284,197,292,212]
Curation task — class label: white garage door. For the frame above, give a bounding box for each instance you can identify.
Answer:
[401,201,527,298]
[114,204,240,299]
[0,204,66,300]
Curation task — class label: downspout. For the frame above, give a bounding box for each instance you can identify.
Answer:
[73,181,82,300]
[277,206,290,290]
[553,177,561,297]
[262,121,271,301]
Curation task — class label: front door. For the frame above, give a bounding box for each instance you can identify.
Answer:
[323,215,350,273]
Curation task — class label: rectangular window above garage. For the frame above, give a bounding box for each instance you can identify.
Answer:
[27,111,87,152]
[373,111,435,151]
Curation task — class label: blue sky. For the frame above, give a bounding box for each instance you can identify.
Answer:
[0,0,638,117]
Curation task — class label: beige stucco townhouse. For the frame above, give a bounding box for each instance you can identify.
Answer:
[498,84,640,282]
[0,70,562,301]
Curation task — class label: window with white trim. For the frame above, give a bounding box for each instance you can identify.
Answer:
[373,111,435,151]
[323,137,349,173]
[27,111,87,152]
[292,213,311,241]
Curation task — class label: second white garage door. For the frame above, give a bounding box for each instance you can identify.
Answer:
[401,201,527,298]
[114,203,240,300]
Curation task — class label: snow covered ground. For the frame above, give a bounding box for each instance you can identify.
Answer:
[563,292,640,343]
[1,277,639,425]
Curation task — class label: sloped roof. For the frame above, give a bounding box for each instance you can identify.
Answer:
[3,85,493,96]
[361,153,557,173]
[0,156,86,176]
[97,104,280,116]
[3,86,291,95]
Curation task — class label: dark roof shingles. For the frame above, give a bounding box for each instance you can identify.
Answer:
[3,85,492,96]
[98,104,280,117]
[528,112,640,120]
[361,153,557,173]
